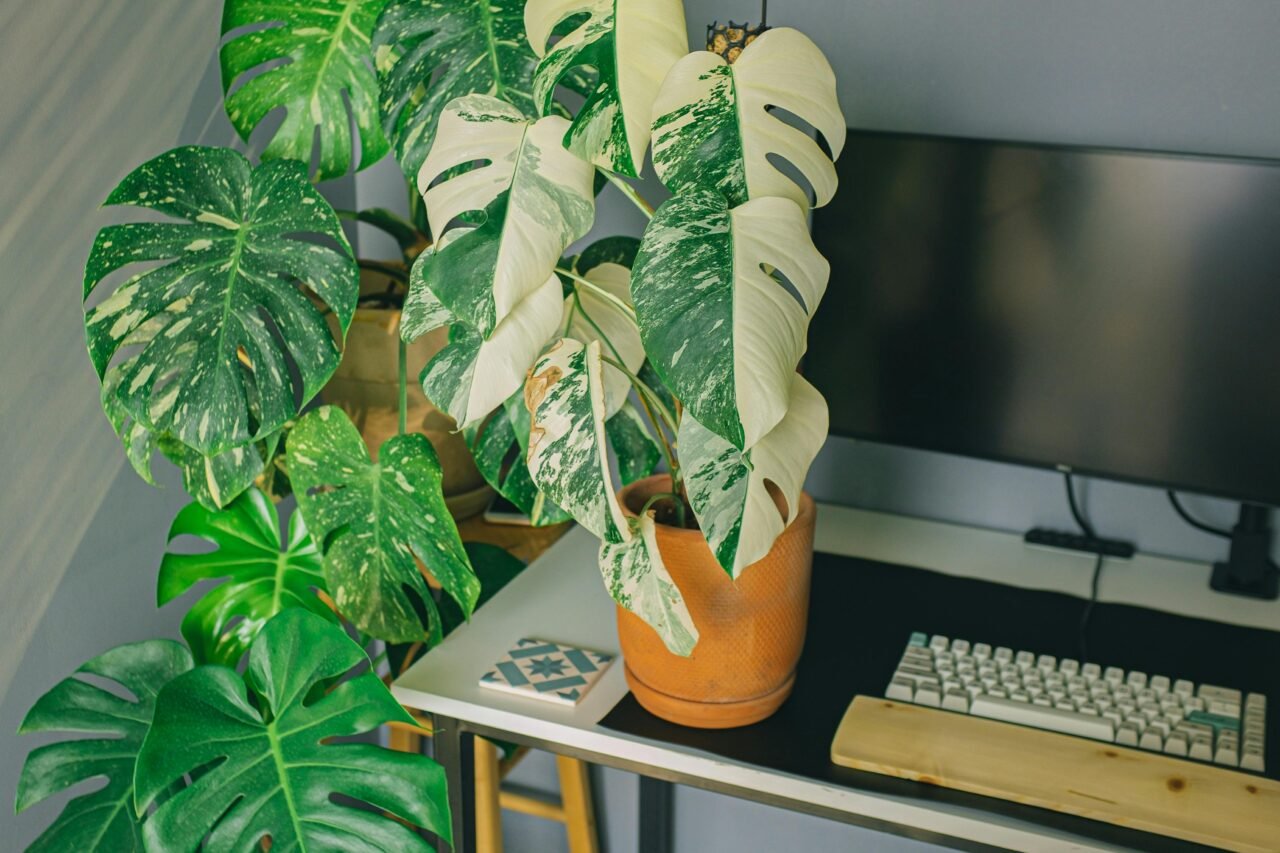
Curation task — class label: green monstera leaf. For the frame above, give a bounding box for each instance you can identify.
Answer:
[133,609,449,851]
[401,94,595,426]
[526,338,697,654]
[100,359,272,510]
[84,145,358,457]
[289,406,479,643]
[525,0,688,176]
[680,373,827,577]
[157,487,335,667]
[220,0,390,181]
[373,0,541,181]
[632,189,829,451]
[15,640,193,853]
[651,27,846,209]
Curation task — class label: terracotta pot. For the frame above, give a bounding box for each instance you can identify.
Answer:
[615,475,817,728]
[321,269,493,520]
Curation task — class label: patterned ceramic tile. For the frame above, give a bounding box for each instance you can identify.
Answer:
[479,638,615,705]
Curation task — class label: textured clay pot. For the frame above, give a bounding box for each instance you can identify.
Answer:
[615,475,816,728]
[321,270,492,520]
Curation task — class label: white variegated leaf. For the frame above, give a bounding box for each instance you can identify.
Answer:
[414,95,595,337]
[524,339,629,541]
[598,515,698,656]
[525,338,697,655]
[651,27,846,209]
[403,241,565,427]
[562,261,644,415]
[632,189,829,450]
[525,0,688,176]
[681,374,827,578]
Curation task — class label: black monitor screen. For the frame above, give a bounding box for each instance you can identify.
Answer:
[807,131,1280,506]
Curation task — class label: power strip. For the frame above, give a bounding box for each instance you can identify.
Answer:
[1023,527,1135,559]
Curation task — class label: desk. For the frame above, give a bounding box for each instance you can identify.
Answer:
[393,505,1280,852]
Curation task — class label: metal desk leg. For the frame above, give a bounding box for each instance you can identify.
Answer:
[433,715,477,853]
[638,775,674,853]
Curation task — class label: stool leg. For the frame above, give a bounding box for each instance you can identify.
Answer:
[474,738,504,853]
[555,756,600,853]
[388,722,423,755]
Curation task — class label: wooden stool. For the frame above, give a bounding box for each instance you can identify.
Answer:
[389,715,599,853]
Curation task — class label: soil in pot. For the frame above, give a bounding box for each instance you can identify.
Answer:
[615,474,817,728]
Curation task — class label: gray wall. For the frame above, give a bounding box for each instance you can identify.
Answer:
[6,0,1280,850]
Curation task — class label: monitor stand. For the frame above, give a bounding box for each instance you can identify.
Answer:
[1211,503,1280,600]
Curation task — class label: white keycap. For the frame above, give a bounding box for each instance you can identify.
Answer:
[886,678,914,702]
[1150,675,1170,693]
[1061,659,1081,677]
[1127,671,1148,689]
[1036,654,1056,672]
[930,635,950,652]
[971,695,1114,741]
[1164,733,1189,756]
[1189,735,1213,761]
[914,685,941,707]
[1198,684,1242,705]
[1015,650,1034,668]
[1139,730,1164,751]
[972,643,992,660]
[942,689,970,712]
[1116,723,1140,746]
[951,639,970,655]
[1173,679,1194,698]
[1207,699,1241,718]
[994,647,1013,663]
[1241,749,1265,773]
[1214,741,1239,766]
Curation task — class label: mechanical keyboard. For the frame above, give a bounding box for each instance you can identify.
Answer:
[887,631,1267,773]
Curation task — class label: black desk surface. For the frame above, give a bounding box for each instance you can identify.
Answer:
[600,550,1280,851]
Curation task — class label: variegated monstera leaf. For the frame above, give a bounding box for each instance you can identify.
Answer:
[84,146,357,458]
[651,27,846,209]
[374,0,540,180]
[401,94,595,426]
[526,339,697,655]
[681,374,827,577]
[289,406,479,644]
[632,189,829,450]
[525,0,688,176]
[220,0,390,181]
[465,391,574,526]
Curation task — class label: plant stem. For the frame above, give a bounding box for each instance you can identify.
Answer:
[598,169,655,219]
[637,490,687,528]
[358,258,409,284]
[556,268,637,320]
[398,337,408,436]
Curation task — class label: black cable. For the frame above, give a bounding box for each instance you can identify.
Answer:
[1063,471,1096,540]
[1063,472,1104,661]
[1167,490,1232,538]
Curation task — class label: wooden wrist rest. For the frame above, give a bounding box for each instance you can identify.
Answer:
[831,696,1280,852]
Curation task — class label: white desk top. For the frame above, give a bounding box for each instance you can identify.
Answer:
[394,504,1280,851]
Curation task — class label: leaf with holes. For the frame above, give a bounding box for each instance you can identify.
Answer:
[157,488,335,667]
[84,145,357,457]
[220,0,390,180]
[525,0,688,176]
[373,0,541,180]
[632,189,829,450]
[288,405,479,643]
[15,640,193,853]
[400,95,594,425]
[681,373,827,577]
[464,391,573,526]
[133,609,449,850]
[403,245,565,428]
[100,338,279,511]
[525,338,697,654]
[651,27,846,209]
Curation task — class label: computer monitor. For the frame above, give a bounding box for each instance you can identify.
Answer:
[807,130,1280,511]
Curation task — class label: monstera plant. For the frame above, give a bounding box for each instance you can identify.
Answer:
[398,4,846,727]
